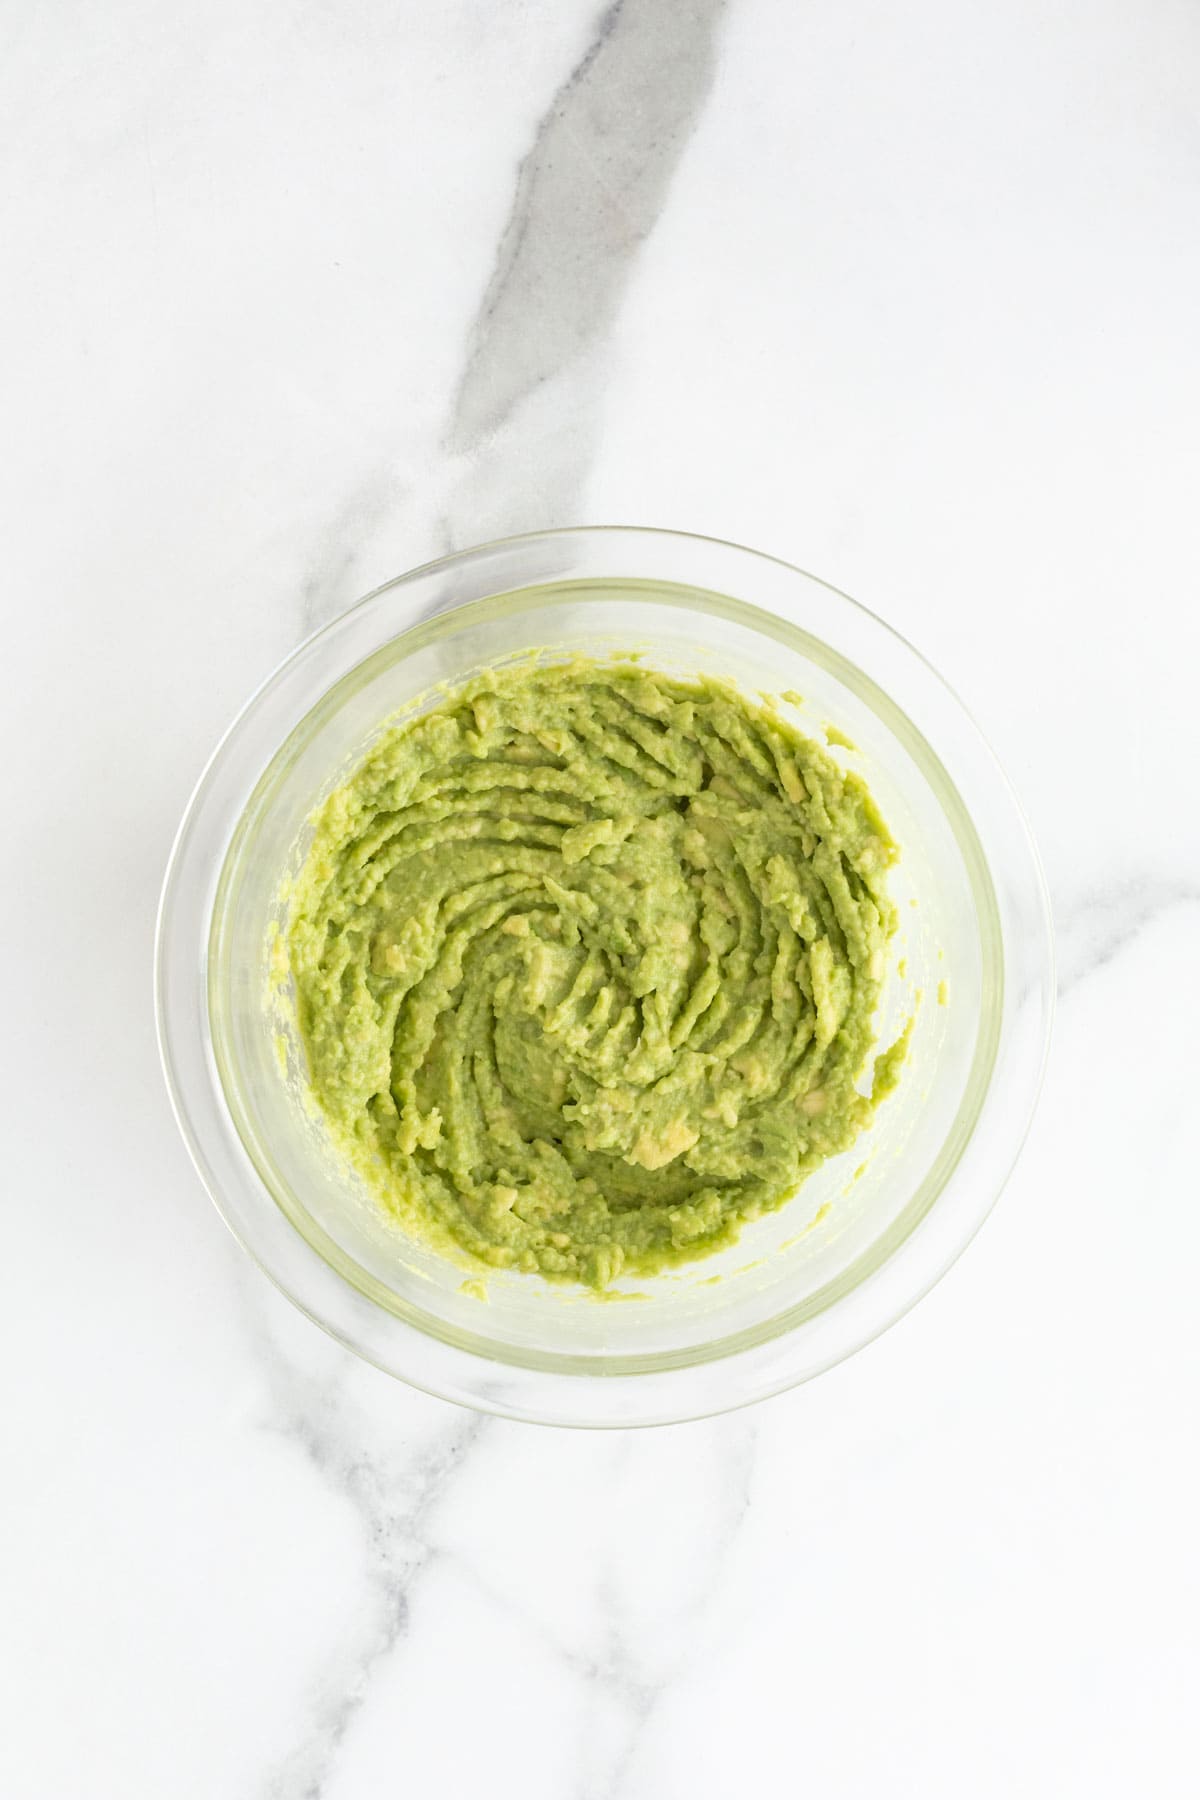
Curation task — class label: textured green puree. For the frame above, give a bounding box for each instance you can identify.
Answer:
[286,659,904,1288]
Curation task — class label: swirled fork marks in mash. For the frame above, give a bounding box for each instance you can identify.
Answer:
[283,659,907,1289]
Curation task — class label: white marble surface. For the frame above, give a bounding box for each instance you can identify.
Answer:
[4,1,1199,1793]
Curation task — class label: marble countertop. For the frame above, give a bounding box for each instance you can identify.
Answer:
[4,2,1199,1794]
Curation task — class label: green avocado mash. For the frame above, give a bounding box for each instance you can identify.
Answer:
[285,659,903,1288]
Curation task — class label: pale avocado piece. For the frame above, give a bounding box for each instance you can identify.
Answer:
[285,658,905,1290]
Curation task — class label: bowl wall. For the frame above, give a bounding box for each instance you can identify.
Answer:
[158,529,1052,1423]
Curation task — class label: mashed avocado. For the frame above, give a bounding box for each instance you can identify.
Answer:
[285,659,902,1288]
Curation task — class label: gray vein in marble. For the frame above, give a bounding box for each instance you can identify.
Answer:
[266,1420,486,1800]
[574,1420,757,1800]
[439,0,727,545]
[297,468,404,635]
[236,1295,490,1800]
[294,0,725,636]
[429,1419,757,1800]
[1055,877,1200,998]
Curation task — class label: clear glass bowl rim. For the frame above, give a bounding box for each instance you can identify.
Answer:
[155,524,1054,1427]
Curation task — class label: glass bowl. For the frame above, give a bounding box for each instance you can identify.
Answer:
[155,527,1053,1426]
